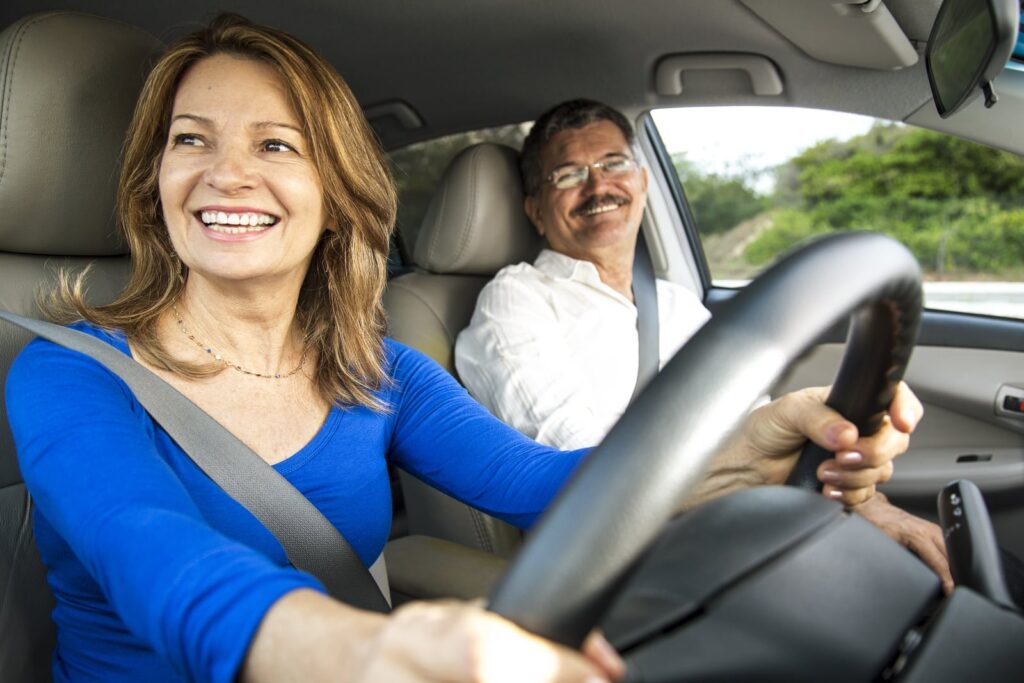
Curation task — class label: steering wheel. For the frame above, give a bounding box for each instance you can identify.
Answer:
[487,231,923,647]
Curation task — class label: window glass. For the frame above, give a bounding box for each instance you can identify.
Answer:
[389,123,531,261]
[651,106,1024,319]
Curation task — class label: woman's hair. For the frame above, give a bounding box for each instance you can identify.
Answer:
[51,13,396,409]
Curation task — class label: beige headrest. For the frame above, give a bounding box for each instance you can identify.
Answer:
[413,143,542,275]
[0,12,164,256]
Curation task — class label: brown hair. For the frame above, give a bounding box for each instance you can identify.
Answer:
[52,13,396,409]
[519,98,636,196]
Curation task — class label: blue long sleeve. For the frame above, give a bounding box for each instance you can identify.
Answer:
[7,325,324,682]
[5,323,585,682]
[386,341,586,528]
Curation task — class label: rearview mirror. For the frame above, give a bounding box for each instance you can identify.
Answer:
[925,0,1019,118]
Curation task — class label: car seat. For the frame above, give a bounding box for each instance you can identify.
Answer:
[384,143,542,557]
[0,12,163,681]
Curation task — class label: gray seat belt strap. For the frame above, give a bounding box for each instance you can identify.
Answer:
[631,230,660,403]
[0,311,390,613]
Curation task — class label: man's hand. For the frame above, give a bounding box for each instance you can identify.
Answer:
[740,381,924,506]
[852,493,954,593]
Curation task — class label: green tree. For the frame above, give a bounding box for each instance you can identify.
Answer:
[744,123,1024,277]
[672,153,766,236]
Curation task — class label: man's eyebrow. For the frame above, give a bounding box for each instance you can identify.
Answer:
[549,151,630,172]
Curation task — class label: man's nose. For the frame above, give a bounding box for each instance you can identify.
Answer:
[203,144,257,193]
[583,164,610,192]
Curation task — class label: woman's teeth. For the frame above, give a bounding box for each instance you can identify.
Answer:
[199,210,278,233]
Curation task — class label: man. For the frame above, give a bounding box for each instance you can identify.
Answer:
[455,99,708,450]
[454,98,953,589]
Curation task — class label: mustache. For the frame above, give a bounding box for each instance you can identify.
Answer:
[571,193,629,217]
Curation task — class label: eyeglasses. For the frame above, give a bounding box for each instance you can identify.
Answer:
[546,157,639,190]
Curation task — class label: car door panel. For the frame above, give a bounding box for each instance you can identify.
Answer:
[707,292,1024,557]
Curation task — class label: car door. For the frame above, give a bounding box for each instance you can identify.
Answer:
[644,104,1024,559]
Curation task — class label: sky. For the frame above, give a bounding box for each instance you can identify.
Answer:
[651,106,884,191]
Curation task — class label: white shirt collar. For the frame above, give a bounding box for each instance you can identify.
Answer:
[533,248,632,305]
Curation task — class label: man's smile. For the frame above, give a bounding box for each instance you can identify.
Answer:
[571,194,629,217]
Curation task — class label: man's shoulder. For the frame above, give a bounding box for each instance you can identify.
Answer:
[478,260,550,298]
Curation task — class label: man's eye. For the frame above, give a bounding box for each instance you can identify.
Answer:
[172,133,204,147]
[604,158,633,172]
[553,167,587,188]
[262,139,296,153]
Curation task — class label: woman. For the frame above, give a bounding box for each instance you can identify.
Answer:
[6,14,922,683]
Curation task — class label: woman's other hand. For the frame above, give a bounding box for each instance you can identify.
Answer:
[740,381,923,506]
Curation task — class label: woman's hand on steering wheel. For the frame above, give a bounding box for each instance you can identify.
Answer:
[739,381,924,506]
[361,600,626,682]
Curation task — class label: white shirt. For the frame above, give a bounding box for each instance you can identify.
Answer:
[455,249,712,450]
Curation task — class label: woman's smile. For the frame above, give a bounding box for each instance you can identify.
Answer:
[195,206,281,240]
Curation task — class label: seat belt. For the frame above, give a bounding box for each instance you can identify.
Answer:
[630,230,660,404]
[0,311,391,613]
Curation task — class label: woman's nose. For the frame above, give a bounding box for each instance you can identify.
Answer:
[203,144,257,193]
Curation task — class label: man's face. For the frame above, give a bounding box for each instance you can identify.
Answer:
[525,120,648,263]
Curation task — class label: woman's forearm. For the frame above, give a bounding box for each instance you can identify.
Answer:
[242,589,387,683]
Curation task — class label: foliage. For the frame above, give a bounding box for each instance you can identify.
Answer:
[679,121,1024,279]
[672,154,766,236]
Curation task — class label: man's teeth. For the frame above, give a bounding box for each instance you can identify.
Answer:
[582,203,621,216]
[199,210,277,233]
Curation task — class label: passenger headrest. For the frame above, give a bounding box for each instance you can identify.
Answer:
[413,143,542,275]
[0,12,164,256]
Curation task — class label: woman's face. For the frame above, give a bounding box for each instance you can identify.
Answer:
[159,54,329,289]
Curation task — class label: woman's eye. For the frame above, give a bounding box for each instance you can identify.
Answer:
[172,133,204,147]
[262,139,296,153]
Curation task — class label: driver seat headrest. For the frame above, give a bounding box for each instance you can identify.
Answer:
[410,142,542,276]
[0,11,164,258]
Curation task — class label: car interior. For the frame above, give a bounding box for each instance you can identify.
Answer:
[1,1,1023,681]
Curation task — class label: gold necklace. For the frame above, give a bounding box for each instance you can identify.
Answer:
[172,305,308,380]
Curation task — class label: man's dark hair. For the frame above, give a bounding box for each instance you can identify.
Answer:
[519,99,636,196]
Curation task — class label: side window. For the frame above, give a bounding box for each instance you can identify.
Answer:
[388,123,530,262]
[650,107,1024,320]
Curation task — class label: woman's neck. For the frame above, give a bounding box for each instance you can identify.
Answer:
[172,275,307,377]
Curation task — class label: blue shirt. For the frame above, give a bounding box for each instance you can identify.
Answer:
[6,323,585,682]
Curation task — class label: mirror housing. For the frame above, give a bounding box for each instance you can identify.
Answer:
[925,0,1019,118]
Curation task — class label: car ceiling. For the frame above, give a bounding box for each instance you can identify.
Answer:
[3,0,948,150]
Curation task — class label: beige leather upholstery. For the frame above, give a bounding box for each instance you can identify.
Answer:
[412,143,542,275]
[385,143,541,557]
[0,13,162,681]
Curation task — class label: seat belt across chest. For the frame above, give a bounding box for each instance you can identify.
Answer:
[0,311,391,613]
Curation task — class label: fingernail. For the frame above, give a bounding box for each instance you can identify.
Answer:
[827,489,844,500]
[591,633,625,671]
[838,451,864,466]
[819,467,840,482]
[827,423,854,447]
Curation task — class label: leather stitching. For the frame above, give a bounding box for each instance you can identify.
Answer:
[0,487,32,622]
[0,14,38,191]
[469,508,494,554]
[424,170,449,269]
[0,12,163,194]
[449,146,481,271]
